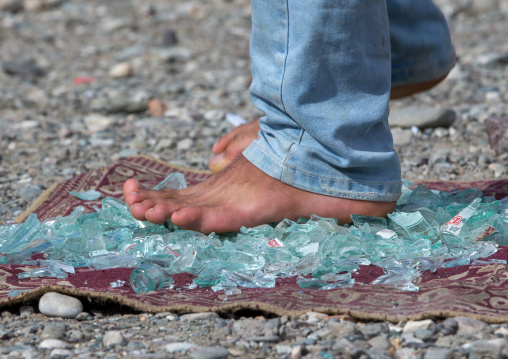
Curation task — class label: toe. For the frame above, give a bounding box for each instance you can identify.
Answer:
[144,202,176,225]
[124,179,141,205]
[129,199,156,221]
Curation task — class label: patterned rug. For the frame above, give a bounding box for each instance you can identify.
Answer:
[3,155,508,323]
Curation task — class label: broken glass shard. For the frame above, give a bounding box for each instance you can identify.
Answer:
[69,190,102,200]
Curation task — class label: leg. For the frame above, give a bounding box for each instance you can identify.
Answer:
[125,0,399,233]
[209,0,456,174]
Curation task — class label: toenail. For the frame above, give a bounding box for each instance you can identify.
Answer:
[211,153,224,164]
[148,208,155,212]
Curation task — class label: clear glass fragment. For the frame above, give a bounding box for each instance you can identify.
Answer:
[69,190,102,200]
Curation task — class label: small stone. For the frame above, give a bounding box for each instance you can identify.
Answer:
[19,306,34,318]
[16,185,42,200]
[394,347,420,359]
[177,138,193,150]
[2,60,45,78]
[432,127,449,138]
[148,99,168,117]
[38,292,83,319]
[439,318,458,335]
[180,312,219,322]
[423,348,454,359]
[245,335,281,343]
[391,128,413,147]
[464,338,507,359]
[368,334,391,350]
[24,0,62,11]
[0,0,24,13]
[359,323,388,339]
[154,139,174,152]
[454,317,488,335]
[486,117,508,155]
[494,327,508,336]
[164,342,198,353]
[291,345,302,359]
[84,114,115,133]
[103,330,127,347]
[232,318,269,338]
[403,320,436,334]
[305,311,328,323]
[38,339,73,349]
[49,349,73,357]
[275,344,292,355]
[75,312,89,321]
[161,28,179,47]
[58,126,73,139]
[152,47,193,62]
[413,328,435,341]
[118,148,139,159]
[488,163,507,178]
[102,18,133,33]
[189,346,230,359]
[67,329,83,340]
[41,323,67,340]
[109,62,132,79]
[389,106,456,129]
[329,321,359,338]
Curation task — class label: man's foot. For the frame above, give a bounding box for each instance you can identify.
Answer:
[208,75,449,173]
[124,156,396,233]
[208,119,260,173]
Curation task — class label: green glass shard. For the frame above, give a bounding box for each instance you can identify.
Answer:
[69,190,102,200]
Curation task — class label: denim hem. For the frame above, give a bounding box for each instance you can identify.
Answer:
[391,49,456,87]
[243,142,402,203]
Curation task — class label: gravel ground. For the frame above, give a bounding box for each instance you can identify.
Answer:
[1,0,508,358]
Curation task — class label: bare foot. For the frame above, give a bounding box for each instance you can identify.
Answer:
[124,156,396,233]
[208,119,260,173]
[208,75,450,173]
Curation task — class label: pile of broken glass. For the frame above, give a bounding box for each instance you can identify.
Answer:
[1,173,507,295]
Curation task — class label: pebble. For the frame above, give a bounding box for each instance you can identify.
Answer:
[189,346,230,359]
[103,330,127,347]
[164,342,198,353]
[41,323,67,340]
[84,114,115,133]
[389,106,456,129]
[0,0,23,13]
[453,317,488,335]
[15,185,42,200]
[38,339,73,350]
[403,319,436,334]
[180,312,219,322]
[109,62,132,79]
[177,138,194,151]
[19,306,33,318]
[38,292,83,319]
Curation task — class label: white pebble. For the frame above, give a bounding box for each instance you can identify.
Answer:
[109,62,132,78]
[39,292,83,319]
[103,330,127,347]
[38,339,73,349]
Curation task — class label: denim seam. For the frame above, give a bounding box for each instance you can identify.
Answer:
[279,0,290,113]
[282,160,400,186]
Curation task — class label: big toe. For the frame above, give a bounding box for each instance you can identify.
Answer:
[124,179,140,205]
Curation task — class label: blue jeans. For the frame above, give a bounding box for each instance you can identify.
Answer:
[243,0,455,202]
